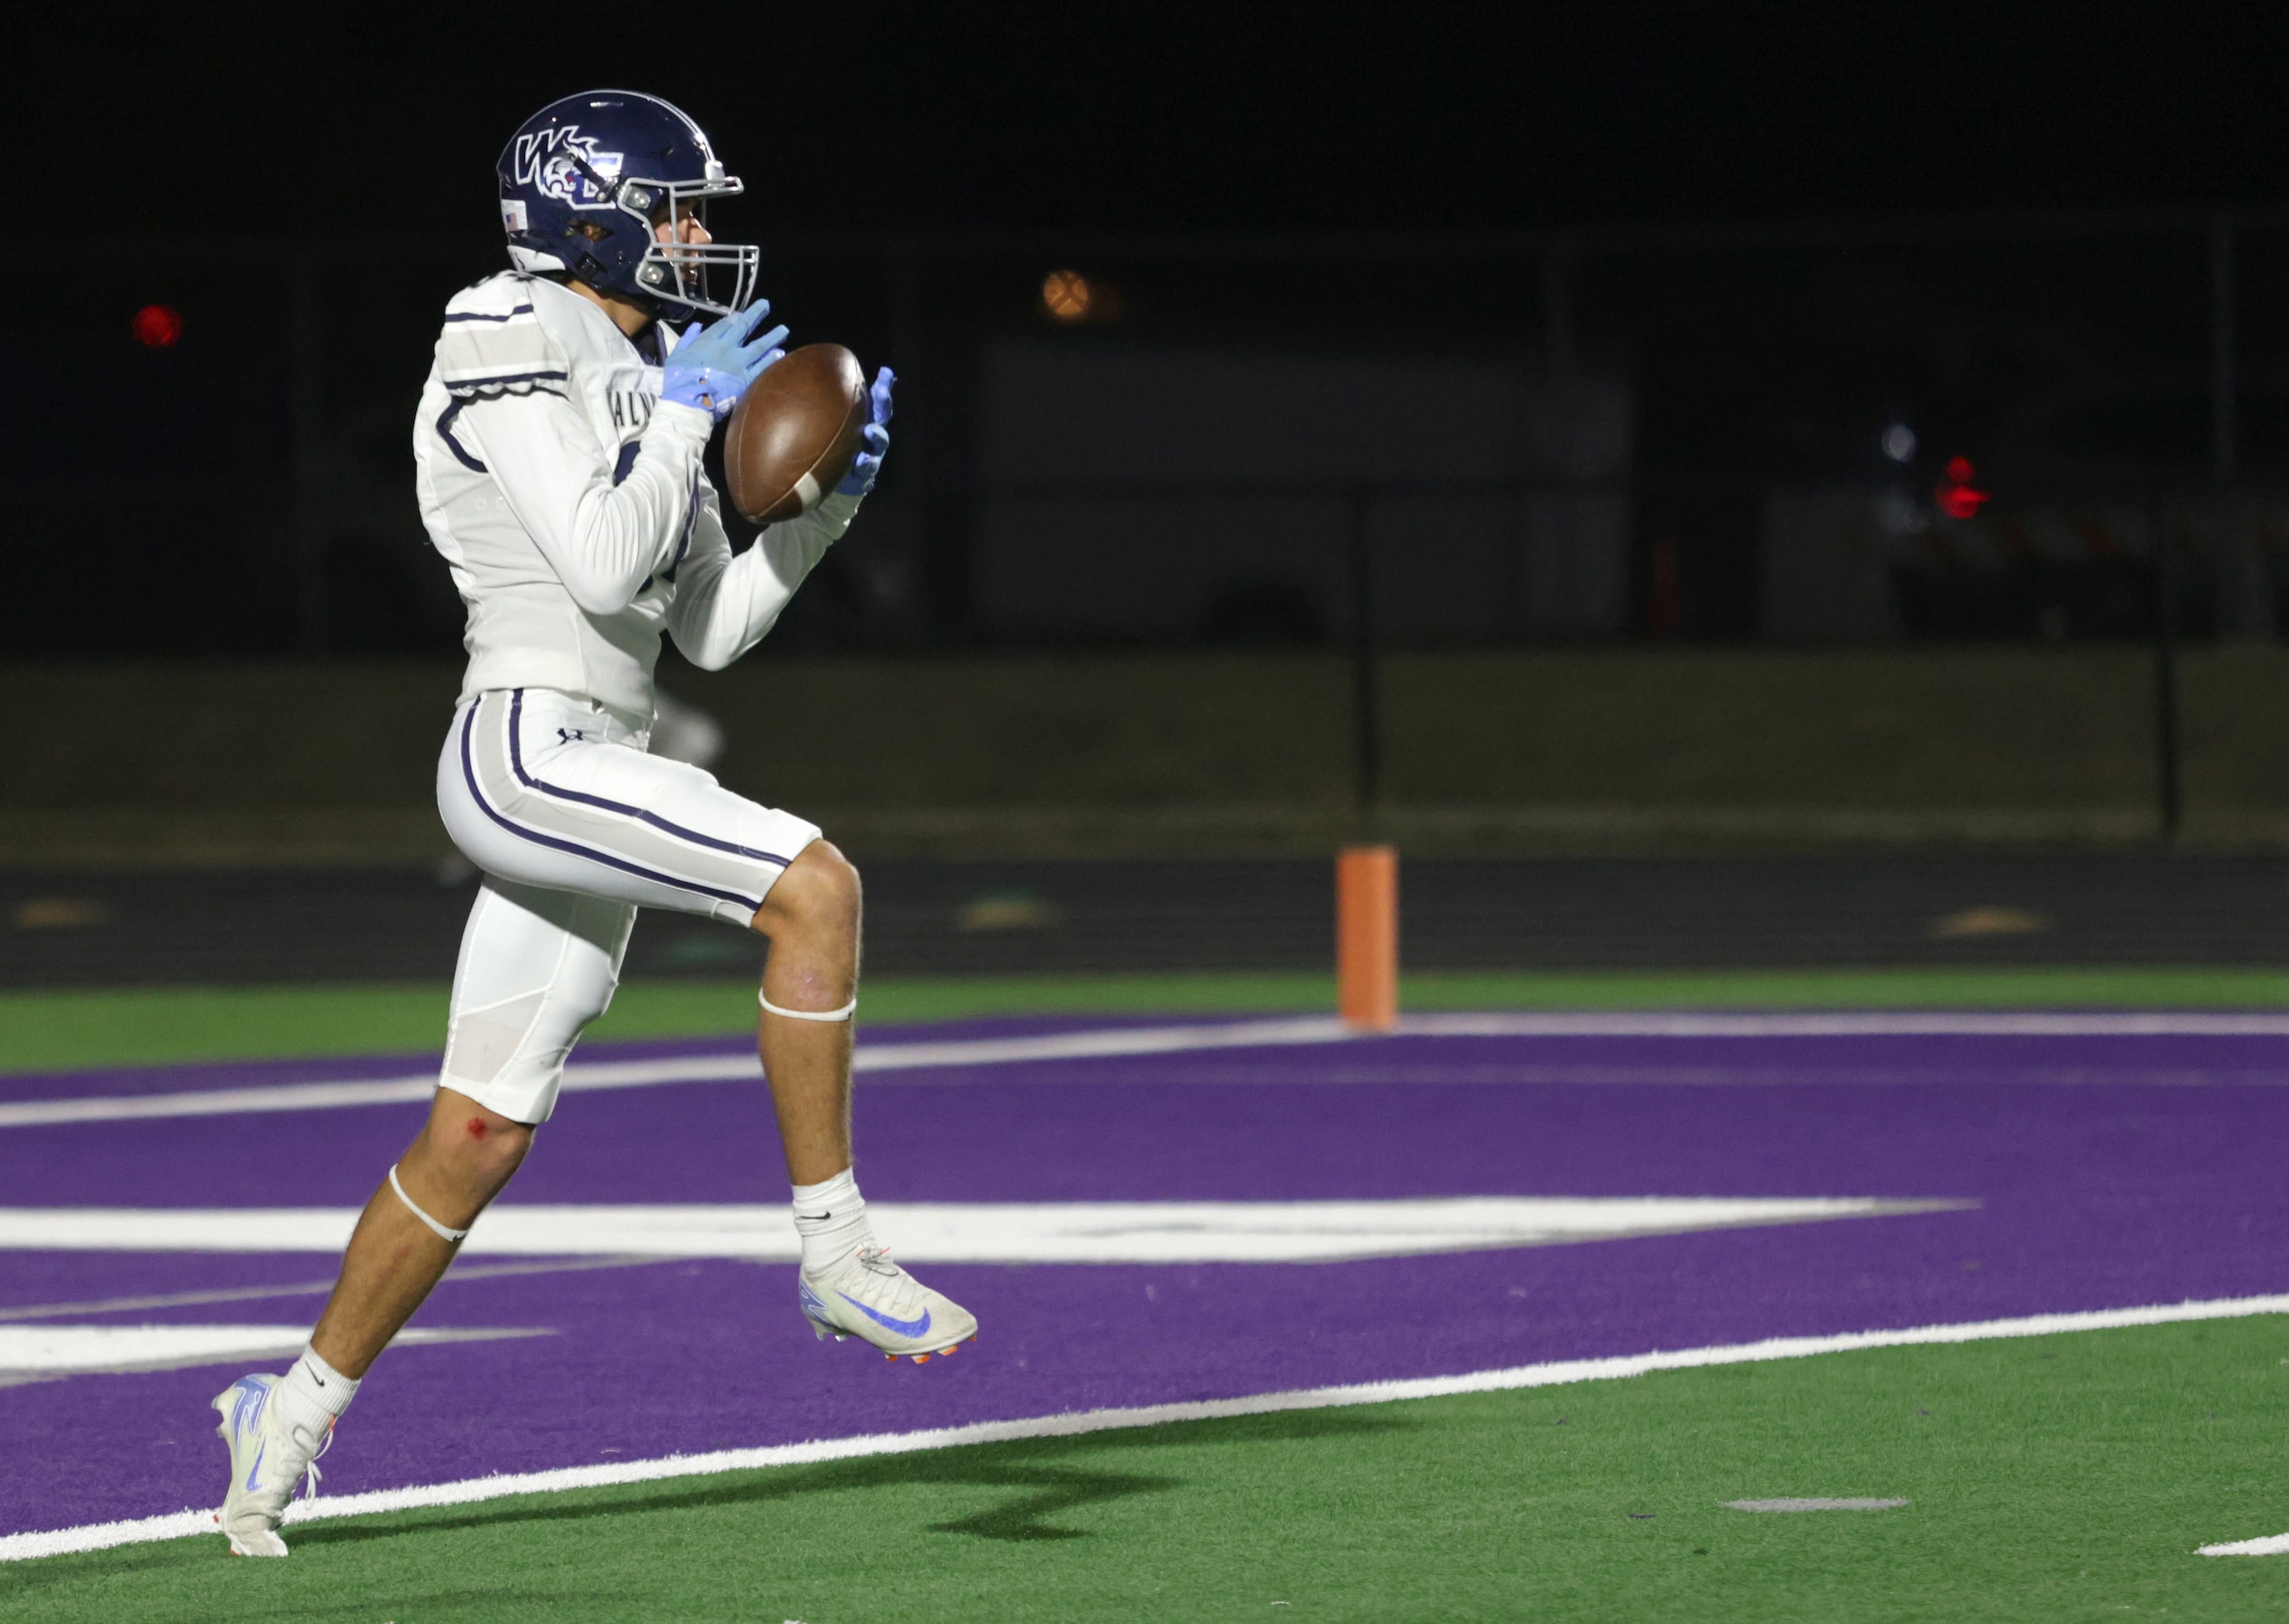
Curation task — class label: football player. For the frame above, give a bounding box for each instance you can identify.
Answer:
[209,90,975,1558]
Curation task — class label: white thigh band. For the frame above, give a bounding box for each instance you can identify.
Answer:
[758,991,857,1022]
[388,1163,470,1243]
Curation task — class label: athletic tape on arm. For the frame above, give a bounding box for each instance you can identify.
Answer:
[758,991,857,1022]
[387,1163,471,1243]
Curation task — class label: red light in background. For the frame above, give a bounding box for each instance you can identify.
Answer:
[1936,455,1989,520]
[131,305,183,348]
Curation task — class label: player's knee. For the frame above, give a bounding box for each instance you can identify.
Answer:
[422,1103,534,1188]
[756,841,860,943]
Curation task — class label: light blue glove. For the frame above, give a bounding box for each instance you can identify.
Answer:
[661,301,790,420]
[837,366,896,496]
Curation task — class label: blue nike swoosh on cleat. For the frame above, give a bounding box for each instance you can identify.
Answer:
[246,1442,265,1492]
[229,1378,267,1435]
[839,1294,931,1339]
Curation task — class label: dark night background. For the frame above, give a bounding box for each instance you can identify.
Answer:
[10,1,2289,886]
[16,3,2286,650]
[40,5,2289,233]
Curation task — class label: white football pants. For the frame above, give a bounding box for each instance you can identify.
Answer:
[432,687,821,1123]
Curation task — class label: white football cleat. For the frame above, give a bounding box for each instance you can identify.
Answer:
[211,1374,329,1557]
[800,1246,978,1364]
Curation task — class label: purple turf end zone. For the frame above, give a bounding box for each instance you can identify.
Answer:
[2,1018,2286,1539]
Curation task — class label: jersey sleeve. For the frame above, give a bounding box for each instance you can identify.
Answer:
[666,487,862,669]
[437,288,713,617]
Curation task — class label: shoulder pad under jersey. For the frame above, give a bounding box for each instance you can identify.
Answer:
[434,273,567,399]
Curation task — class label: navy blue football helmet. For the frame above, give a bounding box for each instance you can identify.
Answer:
[497,91,758,321]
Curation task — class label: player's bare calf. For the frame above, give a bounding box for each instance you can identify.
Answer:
[308,1090,533,1379]
[751,841,863,1184]
[749,842,980,1359]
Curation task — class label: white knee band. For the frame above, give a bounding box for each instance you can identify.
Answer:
[758,991,857,1022]
[388,1163,470,1244]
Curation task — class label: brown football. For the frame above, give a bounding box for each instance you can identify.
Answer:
[723,343,869,524]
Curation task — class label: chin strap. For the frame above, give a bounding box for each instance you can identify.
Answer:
[388,1163,470,1244]
[759,991,857,1023]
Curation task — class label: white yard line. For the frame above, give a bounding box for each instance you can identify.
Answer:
[0,1325,543,1391]
[0,1075,443,1128]
[6,1291,2285,1564]
[1724,1497,1909,1512]
[0,1256,671,1326]
[3,1010,2283,1130]
[0,1019,1346,1130]
[0,1196,1960,1265]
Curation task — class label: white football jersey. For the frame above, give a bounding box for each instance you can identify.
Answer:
[412,271,858,723]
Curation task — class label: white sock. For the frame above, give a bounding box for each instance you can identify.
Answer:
[791,1167,875,1276]
[272,1345,359,1448]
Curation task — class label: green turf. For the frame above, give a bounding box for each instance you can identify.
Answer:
[8,1316,2289,1621]
[3,965,2286,1074]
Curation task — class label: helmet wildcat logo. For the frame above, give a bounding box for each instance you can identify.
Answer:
[511,125,624,209]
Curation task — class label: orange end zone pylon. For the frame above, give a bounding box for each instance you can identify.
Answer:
[1336,844,1399,1032]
